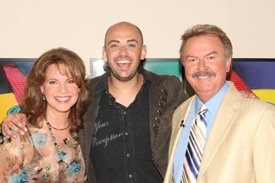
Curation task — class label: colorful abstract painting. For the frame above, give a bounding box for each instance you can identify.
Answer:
[232,59,275,105]
[0,59,34,122]
[1,58,274,122]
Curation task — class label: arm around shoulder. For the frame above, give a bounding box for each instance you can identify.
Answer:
[1,113,28,139]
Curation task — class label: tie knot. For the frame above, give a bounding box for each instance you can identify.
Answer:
[199,104,208,116]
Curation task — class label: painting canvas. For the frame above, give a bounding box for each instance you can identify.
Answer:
[90,58,275,104]
[232,58,275,104]
[90,58,183,80]
[0,57,274,122]
[0,58,35,121]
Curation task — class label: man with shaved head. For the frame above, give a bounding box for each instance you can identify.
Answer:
[81,21,187,183]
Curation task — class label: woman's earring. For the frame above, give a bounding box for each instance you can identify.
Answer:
[42,95,46,101]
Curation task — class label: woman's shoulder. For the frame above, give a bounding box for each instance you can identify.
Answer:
[26,123,49,149]
[0,123,47,157]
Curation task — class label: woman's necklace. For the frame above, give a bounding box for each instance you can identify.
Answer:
[44,120,82,177]
[46,120,70,131]
[45,120,78,163]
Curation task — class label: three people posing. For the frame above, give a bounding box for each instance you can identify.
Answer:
[2,22,273,183]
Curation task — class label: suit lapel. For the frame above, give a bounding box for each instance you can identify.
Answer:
[197,84,241,181]
[164,97,194,182]
[171,97,195,154]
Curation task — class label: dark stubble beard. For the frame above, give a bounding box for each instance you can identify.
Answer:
[111,69,138,81]
[105,61,138,82]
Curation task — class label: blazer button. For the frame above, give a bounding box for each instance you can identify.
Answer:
[154,116,160,122]
[156,110,162,115]
[160,95,167,102]
[158,102,163,108]
[161,88,167,95]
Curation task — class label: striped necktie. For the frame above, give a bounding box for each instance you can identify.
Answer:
[181,105,208,183]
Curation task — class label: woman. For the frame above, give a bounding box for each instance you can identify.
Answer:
[0,48,89,182]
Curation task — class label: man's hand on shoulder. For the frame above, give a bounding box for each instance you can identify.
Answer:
[239,90,259,99]
[1,113,27,139]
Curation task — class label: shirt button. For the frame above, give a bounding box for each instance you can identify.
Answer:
[129,174,133,178]
[123,111,127,115]
[125,132,128,136]
[126,153,131,157]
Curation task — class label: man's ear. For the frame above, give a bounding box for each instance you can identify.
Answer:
[102,46,107,61]
[180,54,185,67]
[226,57,232,72]
[140,45,147,60]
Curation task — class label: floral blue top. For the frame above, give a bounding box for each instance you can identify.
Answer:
[0,123,85,183]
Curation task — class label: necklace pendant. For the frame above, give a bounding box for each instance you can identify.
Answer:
[56,150,68,163]
[57,150,67,157]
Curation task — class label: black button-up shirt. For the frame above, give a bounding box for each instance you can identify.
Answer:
[90,80,162,183]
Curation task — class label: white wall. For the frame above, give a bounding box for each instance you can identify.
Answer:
[1,0,274,74]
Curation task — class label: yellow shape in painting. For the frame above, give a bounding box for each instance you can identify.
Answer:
[252,89,275,104]
[0,93,18,122]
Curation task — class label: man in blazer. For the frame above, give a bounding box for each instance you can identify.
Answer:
[164,24,275,183]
